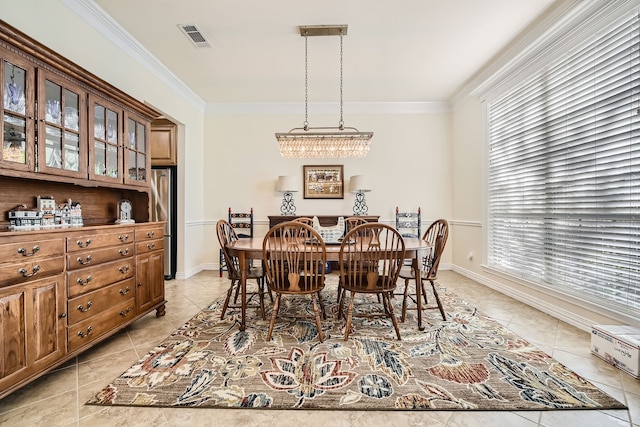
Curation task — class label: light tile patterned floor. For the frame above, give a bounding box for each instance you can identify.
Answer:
[0,271,637,427]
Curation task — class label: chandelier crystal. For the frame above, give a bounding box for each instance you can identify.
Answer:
[276,129,373,158]
[276,25,373,158]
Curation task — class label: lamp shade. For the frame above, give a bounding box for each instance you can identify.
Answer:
[276,175,298,192]
[349,175,371,193]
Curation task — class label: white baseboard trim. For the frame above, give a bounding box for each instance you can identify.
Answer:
[451,265,595,332]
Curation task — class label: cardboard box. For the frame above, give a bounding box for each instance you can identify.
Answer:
[591,324,640,379]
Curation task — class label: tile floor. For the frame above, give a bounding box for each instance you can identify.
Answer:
[0,270,638,427]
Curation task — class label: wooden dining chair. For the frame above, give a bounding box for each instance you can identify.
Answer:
[292,216,314,226]
[398,218,449,322]
[338,223,405,340]
[216,219,270,320]
[262,221,327,342]
[344,216,367,233]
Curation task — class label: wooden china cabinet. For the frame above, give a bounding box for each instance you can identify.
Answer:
[0,20,166,400]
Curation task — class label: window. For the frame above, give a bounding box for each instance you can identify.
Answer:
[487,11,640,317]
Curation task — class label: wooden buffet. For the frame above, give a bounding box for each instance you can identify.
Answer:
[268,215,379,228]
[0,21,166,399]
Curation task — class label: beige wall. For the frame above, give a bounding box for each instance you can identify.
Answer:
[201,110,453,269]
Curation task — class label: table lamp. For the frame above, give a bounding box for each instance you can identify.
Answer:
[276,175,298,215]
[349,175,371,215]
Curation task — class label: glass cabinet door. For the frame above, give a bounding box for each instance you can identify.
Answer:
[1,49,35,172]
[37,71,86,177]
[88,94,122,183]
[123,111,149,186]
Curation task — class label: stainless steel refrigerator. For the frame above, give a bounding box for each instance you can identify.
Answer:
[150,167,177,279]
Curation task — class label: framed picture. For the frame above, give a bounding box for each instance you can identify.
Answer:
[303,165,344,199]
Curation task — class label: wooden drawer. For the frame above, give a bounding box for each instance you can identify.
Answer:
[0,256,65,287]
[135,226,164,242]
[0,239,64,265]
[66,243,134,270]
[135,238,164,255]
[67,278,135,325]
[67,259,134,298]
[66,230,134,253]
[67,298,135,353]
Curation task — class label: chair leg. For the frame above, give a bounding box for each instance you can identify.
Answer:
[344,292,356,341]
[317,291,327,320]
[220,279,237,320]
[336,283,342,303]
[258,279,266,320]
[233,279,241,304]
[382,292,401,340]
[266,294,281,341]
[312,294,325,342]
[401,278,410,322]
[431,280,446,321]
[337,288,346,320]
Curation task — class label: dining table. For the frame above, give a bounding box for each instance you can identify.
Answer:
[225,236,432,332]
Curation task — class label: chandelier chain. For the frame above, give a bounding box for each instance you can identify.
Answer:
[339,31,344,129]
[304,32,309,129]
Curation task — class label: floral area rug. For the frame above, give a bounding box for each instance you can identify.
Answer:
[87,283,626,411]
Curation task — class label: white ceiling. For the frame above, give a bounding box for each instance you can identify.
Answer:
[92,0,558,105]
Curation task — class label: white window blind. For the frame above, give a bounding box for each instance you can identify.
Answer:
[487,11,640,316]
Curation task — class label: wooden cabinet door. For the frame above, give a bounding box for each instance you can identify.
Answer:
[0,274,66,391]
[123,111,149,186]
[150,119,176,166]
[36,70,87,179]
[88,94,122,184]
[1,47,35,173]
[135,250,164,314]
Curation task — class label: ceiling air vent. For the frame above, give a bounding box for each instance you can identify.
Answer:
[178,24,212,48]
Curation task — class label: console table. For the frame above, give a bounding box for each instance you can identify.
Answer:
[268,215,379,228]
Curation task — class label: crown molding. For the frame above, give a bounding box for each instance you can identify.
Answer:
[451,0,640,106]
[205,101,450,115]
[61,0,206,111]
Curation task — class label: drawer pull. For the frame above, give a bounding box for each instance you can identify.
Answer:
[76,239,91,248]
[119,307,132,317]
[60,313,67,319]
[119,234,130,242]
[119,286,131,295]
[119,248,130,256]
[18,245,40,257]
[19,265,40,278]
[77,255,92,265]
[147,231,156,238]
[77,326,93,338]
[118,265,131,274]
[146,243,156,250]
[77,275,92,286]
[77,301,93,313]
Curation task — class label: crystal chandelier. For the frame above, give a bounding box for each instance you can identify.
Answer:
[276,25,373,158]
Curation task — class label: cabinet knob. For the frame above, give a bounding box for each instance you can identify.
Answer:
[147,231,155,238]
[60,313,67,318]
[77,255,92,265]
[119,307,132,317]
[76,239,91,248]
[119,248,130,256]
[119,286,131,295]
[18,246,40,257]
[118,265,131,274]
[77,326,93,338]
[19,265,40,278]
[146,243,156,250]
[77,275,92,286]
[119,234,130,242]
[77,301,93,313]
